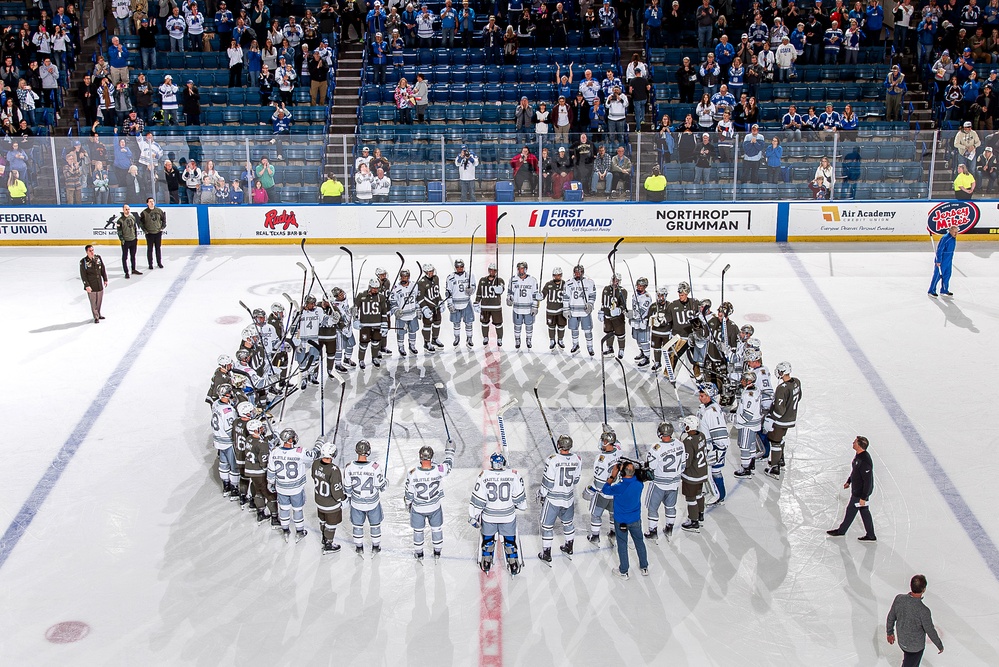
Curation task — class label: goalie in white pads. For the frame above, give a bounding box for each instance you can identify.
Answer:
[345,439,388,555]
[507,261,539,350]
[267,428,320,543]
[404,443,456,561]
[312,439,347,554]
[469,452,527,575]
[584,429,622,543]
[644,422,686,541]
[445,259,475,348]
[733,371,763,478]
[390,269,421,356]
[537,435,582,563]
[562,264,597,356]
[697,383,731,502]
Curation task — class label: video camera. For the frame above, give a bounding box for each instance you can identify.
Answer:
[617,457,654,483]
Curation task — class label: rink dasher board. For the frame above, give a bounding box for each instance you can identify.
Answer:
[0,206,201,246]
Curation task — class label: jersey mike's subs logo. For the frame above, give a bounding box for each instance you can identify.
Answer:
[528,208,613,230]
[926,202,980,235]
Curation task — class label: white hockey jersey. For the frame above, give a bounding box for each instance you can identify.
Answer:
[267,443,319,495]
[469,468,527,523]
[390,281,420,321]
[631,290,654,330]
[645,438,686,488]
[753,364,775,412]
[562,276,596,318]
[735,387,763,430]
[539,452,582,507]
[508,274,539,315]
[334,298,353,330]
[445,270,474,310]
[344,460,388,511]
[211,399,236,449]
[256,322,280,355]
[404,448,455,514]
[697,401,730,450]
[590,446,622,499]
[232,362,264,389]
[297,306,322,339]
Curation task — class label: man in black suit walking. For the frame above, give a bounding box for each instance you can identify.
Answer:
[827,435,876,542]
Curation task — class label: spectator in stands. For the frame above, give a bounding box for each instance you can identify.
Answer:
[245,40,262,87]
[6,141,27,176]
[716,110,734,162]
[588,95,606,143]
[7,170,27,204]
[394,76,416,124]
[113,0,132,36]
[261,38,278,71]
[606,87,628,145]
[181,80,201,125]
[782,104,803,142]
[645,0,664,48]
[629,71,650,131]
[319,3,338,45]
[953,162,976,198]
[413,72,429,123]
[0,99,23,131]
[643,164,667,201]
[741,95,760,129]
[252,179,269,203]
[882,64,907,121]
[582,6,599,46]
[270,105,292,159]
[550,146,572,196]
[696,92,716,131]
[601,69,621,100]
[111,137,133,188]
[226,38,244,88]
[770,16,790,48]
[390,29,404,69]
[570,91,589,133]
[275,56,296,104]
[512,145,539,196]
[814,155,834,194]
[865,0,885,45]
[39,56,60,115]
[555,64,575,102]
[370,149,391,176]
[454,145,478,202]
[457,1,476,47]
[321,172,345,203]
[196,173,216,204]
[579,68,601,105]
[278,39,295,70]
[610,145,633,196]
[758,41,775,79]
[977,83,997,130]
[917,16,937,69]
[122,109,144,136]
[977,145,997,190]
[182,159,201,204]
[258,64,275,105]
[16,78,40,127]
[699,53,721,97]
[676,115,698,163]
[943,75,963,120]
[715,34,735,81]
[369,32,387,86]
[354,162,374,203]
[187,4,205,52]
[371,166,391,203]
[775,35,796,82]
[598,0,617,48]
[255,156,276,200]
[343,0,364,43]
[92,160,111,204]
[590,143,612,195]
[955,121,982,171]
[130,73,153,126]
[839,103,859,138]
[801,105,820,140]
[743,124,765,184]
[819,103,841,140]
[695,0,716,54]
[572,133,595,190]
[534,101,550,140]
[63,152,83,204]
[216,1,234,44]
[159,75,179,125]
[414,4,434,49]
[694,133,714,184]
[894,0,915,52]
[309,50,329,105]
[552,96,573,142]
[676,57,698,105]
[503,25,519,63]
[727,56,745,100]
[963,70,982,118]
[710,84,735,121]
[355,146,371,170]
[482,15,502,65]
[766,136,783,183]
[515,96,533,144]
[162,159,181,204]
[437,0,456,47]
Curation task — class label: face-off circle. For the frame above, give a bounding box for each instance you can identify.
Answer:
[45,621,90,644]
[743,313,771,323]
[215,315,243,325]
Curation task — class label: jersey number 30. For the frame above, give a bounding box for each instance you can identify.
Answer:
[485,480,511,502]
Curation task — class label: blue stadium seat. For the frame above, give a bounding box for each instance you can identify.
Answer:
[467,84,485,101]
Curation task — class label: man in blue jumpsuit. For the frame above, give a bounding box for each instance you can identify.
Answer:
[929,225,958,297]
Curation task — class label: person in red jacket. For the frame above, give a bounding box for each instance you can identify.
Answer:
[510,145,539,195]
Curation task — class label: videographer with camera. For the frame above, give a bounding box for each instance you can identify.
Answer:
[455,144,478,202]
[601,458,649,579]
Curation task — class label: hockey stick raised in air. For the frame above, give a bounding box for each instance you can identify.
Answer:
[338,243,355,298]
[496,397,519,460]
[687,259,695,299]
[301,240,330,299]
[532,373,558,451]
[720,263,731,304]
[646,248,658,293]
[614,357,640,458]
[384,383,399,474]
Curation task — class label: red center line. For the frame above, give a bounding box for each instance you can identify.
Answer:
[479,300,503,666]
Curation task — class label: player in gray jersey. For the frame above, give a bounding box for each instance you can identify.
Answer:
[417,264,444,353]
[404,443,456,560]
[540,267,567,349]
[344,439,388,555]
[474,263,505,346]
[697,383,731,503]
[599,274,628,358]
[389,269,421,356]
[445,258,475,348]
[537,435,583,563]
[206,355,233,405]
[680,415,708,533]
[267,428,320,543]
[293,295,323,388]
[733,371,764,478]
[705,301,740,406]
[562,264,597,355]
[507,261,539,349]
[764,362,802,479]
[231,401,255,507]
[630,277,653,367]
[311,439,347,554]
[584,429,622,543]
[332,287,357,372]
[244,419,279,526]
[644,422,687,541]
[210,384,240,498]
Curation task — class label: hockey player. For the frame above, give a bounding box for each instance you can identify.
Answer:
[233,348,264,393]
[417,263,444,353]
[474,263,505,347]
[648,288,671,372]
[251,307,280,359]
[599,273,628,358]
[245,418,279,525]
[207,354,234,405]
[469,452,527,575]
[680,415,708,533]
[228,371,255,408]
[540,267,567,350]
[344,440,388,555]
[507,261,539,350]
[763,361,801,479]
[317,297,341,379]
[445,258,475,348]
[210,383,240,498]
[733,371,763,478]
[375,267,393,357]
[731,324,755,368]
[231,401,255,507]
[311,438,347,554]
[562,264,597,356]
[537,435,582,563]
[665,282,699,376]
[745,348,774,413]
[705,301,739,406]
[354,279,390,369]
[583,429,622,543]
[390,268,421,356]
[630,277,653,367]
[268,302,286,339]
[332,287,357,372]
[293,295,323,388]
[267,428,319,543]
[404,442,456,561]
[644,422,686,542]
[697,383,731,503]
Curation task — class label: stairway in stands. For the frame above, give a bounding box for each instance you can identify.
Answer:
[326,40,364,180]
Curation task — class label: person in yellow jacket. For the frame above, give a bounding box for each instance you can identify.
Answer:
[320,172,345,203]
[643,165,667,202]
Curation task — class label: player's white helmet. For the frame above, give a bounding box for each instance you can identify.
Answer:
[375,267,387,277]
[319,440,338,460]
[612,272,621,283]
[271,302,284,314]
[488,262,497,271]
[368,278,380,288]
[236,402,254,418]
[746,337,761,351]
[656,286,668,299]
[745,348,762,363]
[235,349,251,363]
[556,434,573,451]
[419,445,434,461]
[740,324,755,338]
[741,371,757,386]
[775,361,792,377]
[216,383,233,398]
[218,354,233,367]
[241,326,258,341]
[454,259,465,268]
[552,266,563,276]
[355,440,372,456]
[423,263,435,273]
[682,415,699,432]
[657,422,674,438]
[247,419,264,434]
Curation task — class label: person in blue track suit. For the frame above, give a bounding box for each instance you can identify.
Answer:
[928,225,958,297]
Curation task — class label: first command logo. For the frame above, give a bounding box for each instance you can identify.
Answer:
[926,202,979,234]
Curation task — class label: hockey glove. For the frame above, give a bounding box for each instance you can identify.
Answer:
[530,304,538,316]
[468,516,480,529]
[582,486,595,501]
[268,482,276,494]
[491,285,505,296]
[421,306,433,319]
[447,303,454,314]
[535,489,546,505]
[763,417,775,432]
[584,303,593,315]
[473,302,481,314]
[379,325,389,337]
[506,295,514,307]
[597,310,605,322]
[562,307,570,318]
[352,319,361,331]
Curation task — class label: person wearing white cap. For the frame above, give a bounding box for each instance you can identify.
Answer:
[664,1,682,49]
[742,124,765,184]
[884,64,907,121]
[953,120,981,175]
[355,146,372,171]
[977,145,997,192]
[775,35,797,82]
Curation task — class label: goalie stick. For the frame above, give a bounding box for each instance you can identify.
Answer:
[532,373,558,452]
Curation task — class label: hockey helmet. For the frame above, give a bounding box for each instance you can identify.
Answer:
[677,281,691,295]
[745,348,762,363]
[552,266,563,276]
[517,261,528,271]
[332,287,346,300]
[218,354,233,367]
[681,415,700,432]
[746,337,761,351]
[611,272,622,283]
[230,373,248,388]
[252,307,266,320]
[270,302,285,314]
[573,264,585,276]
[699,299,713,316]
[246,419,264,434]
[241,326,258,341]
[657,422,674,438]
[419,445,434,461]
[422,263,435,273]
[556,434,573,451]
[304,294,318,306]
[489,452,506,470]
[355,440,372,456]
[656,286,669,300]
[400,268,411,278]
[319,440,338,460]
[216,383,233,398]
[487,262,498,271]
[719,301,734,316]
[700,383,719,399]
[741,371,757,386]
[237,402,254,418]
[775,361,792,377]
[375,267,387,277]
[740,324,755,338]
[368,278,380,289]
[454,259,465,268]
[600,428,617,447]
[636,277,649,288]
[279,428,299,445]
[235,348,251,362]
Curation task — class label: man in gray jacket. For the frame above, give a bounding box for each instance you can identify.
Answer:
[886,574,944,666]
[115,203,142,279]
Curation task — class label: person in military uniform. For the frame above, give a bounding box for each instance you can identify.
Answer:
[116,204,142,279]
[80,244,108,323]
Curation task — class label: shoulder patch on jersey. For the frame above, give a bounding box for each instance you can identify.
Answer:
[437,464,445,472]
[408,467,416,474]
[372,462,380,469]
[597,455,605,462]
[653,443,661,451]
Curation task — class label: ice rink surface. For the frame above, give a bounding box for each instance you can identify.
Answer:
[2,240,998,666]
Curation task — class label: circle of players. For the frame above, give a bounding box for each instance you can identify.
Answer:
[204,258,803,575]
